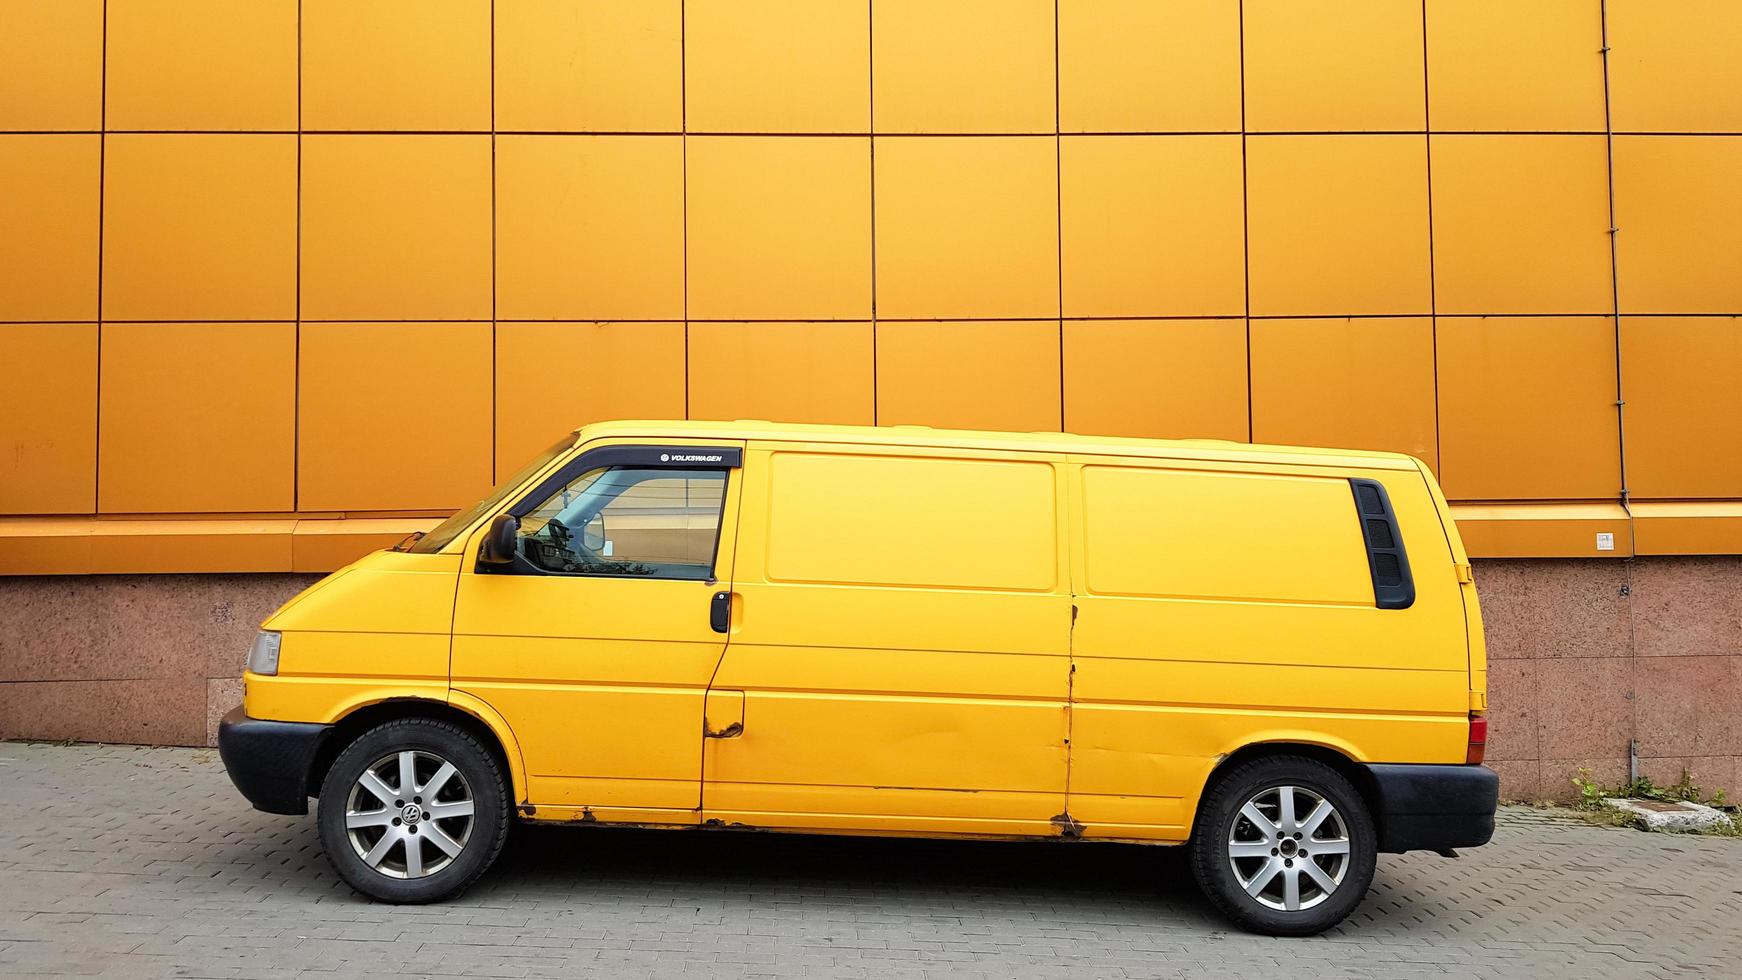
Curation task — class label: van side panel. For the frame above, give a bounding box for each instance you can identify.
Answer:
[247,550,459,723]
[1064,458,1467,841]
[1419,461,1488,709]
[702,444,1073,836]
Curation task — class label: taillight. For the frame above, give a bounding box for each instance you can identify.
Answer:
[1466,713,1488,765]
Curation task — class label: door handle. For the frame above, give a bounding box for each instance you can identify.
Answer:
[709,590,732,633]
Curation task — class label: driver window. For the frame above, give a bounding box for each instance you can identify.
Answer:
[517,467,727,579]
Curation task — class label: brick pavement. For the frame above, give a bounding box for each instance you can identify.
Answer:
[0,743,1737,979]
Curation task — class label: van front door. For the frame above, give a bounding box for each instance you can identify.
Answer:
[701,444,1073,837]
[451,442,743,824]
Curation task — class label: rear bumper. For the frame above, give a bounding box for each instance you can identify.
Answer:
[216,707,331,816]
[1365,763,1499,853]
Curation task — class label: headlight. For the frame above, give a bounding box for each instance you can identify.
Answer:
[247,630,282,676]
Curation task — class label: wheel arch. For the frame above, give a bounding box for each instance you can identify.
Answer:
[309,697,526,806]
[1190,740,1381,838]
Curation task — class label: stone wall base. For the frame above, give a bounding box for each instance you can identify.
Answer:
[0,574,318,747]
[1477,557,1740,802]
[2,558,1736,802]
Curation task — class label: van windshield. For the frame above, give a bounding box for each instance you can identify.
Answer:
[405,435,575,554]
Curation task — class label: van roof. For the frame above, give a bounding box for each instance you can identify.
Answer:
[571,420,1422,472]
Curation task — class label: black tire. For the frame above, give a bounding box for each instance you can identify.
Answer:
[317,718,510,903]
[1188,755,1376,936]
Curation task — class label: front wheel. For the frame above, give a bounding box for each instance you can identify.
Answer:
[1189,755,1377,936]
[317,718,510,903]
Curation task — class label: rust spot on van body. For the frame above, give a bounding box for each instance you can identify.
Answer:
[1050,811,1085,839]
[701,817,765,831]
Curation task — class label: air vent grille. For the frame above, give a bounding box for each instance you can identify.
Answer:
[1348,478,1414,610]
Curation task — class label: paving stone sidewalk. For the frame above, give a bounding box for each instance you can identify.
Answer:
[0,743,1736,979]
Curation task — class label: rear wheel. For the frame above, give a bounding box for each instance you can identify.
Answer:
[1189,755,1376,936]
[317,718,510,903]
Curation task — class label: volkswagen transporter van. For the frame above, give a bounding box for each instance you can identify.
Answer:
[219,420,1497,935]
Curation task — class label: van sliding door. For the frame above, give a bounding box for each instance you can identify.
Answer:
[700,444,1074,836]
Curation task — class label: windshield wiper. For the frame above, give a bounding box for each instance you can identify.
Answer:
[390,530,426,552]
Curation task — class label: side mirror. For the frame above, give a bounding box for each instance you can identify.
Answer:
[478,513,519,565]
[582,513,607,552]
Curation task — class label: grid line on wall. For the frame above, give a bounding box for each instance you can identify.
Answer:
[1599,0,1642,797]
[91,0,107,513]
[1599,0,1632,517]
[8,312,1732,327]
[489,0,497,481]
[3,1,1741,530]
[679,0,689,423]
[1420,0,1441,473]
[867,0,878,424]
[1053,0,1065,434]
[1238,0,1252,444]
[292,0,302,510]
[18,128,1742,137]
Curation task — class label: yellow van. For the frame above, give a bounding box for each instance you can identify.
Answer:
[219,420,1496,935]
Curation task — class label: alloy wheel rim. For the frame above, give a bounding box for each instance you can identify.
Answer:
[344,750,475,879]
[1226,784,1351,912]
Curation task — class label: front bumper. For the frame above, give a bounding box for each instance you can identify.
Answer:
[216,707,331,815]
[1366,763,1499,853]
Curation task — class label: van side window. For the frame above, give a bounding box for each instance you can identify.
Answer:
[516,467,726,580]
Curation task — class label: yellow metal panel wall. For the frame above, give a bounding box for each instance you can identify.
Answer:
[871,0,1055,134]
[300,0,491,132]
[685,0,870,134]
[1059,135,1245,318]
[1061,320,1248,442]
[1607,0,1742,133]
[297,323,493,512]
[493,0,682,133]
[1242,0,1425,132]
[1612,137,1742,315]
[0,324,97,515]
[97,323,295,513]
[1245,136,1431,317]
[1424,0,1606,132]
[493,135,684,321]
[686,137,872,320]
[299,135,492,321]
[1435,318,1622,501]
[1620,318,1742,500]
[0,135,100,321]
[873,136,1059,319]
[876,321,1061,432]
[1250,318,1439,473]
[0,1,1739,563]
[1057,0,1241,134]
[0,0,102,131]
[688,322,875,426]
[104,0,298,132]
[493,323,686,479]
[1429,136,1612,315]
[102,134,297,321]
